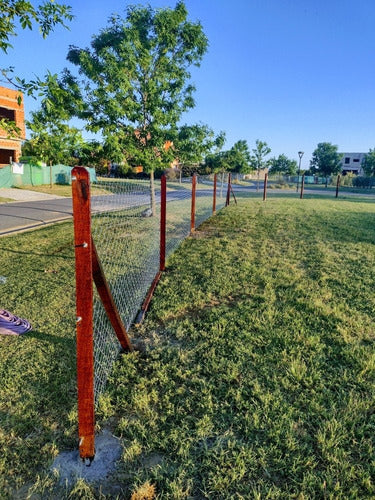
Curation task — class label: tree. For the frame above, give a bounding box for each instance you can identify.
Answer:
[60,1,208,214]
[250,139,271,190]
[269,154,297,175]
[0,0,73,53]
[362,149,375,176]
[0,1,73,135]
[310,143,342,184]
[227,140,252,174]
[204,139,252,175]
[204,151,230,173]
[173,125,225,176]
[23,109,86,165]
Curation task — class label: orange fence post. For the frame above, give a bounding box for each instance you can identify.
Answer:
[190,174,197,234]
[263,172,268,201]
[213,173,217,214]
[336,174,341,198]
[226,173,231,206]
[71,166,95,462]
[300,174,305,199]
[160,174,167,271]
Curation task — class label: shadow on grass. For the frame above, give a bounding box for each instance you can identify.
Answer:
[25,328,76,347]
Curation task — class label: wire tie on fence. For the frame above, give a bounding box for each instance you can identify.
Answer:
[72,176,77,181]
[75,242,88,248]
[76,316,82,323]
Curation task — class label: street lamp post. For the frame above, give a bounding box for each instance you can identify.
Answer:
[296,151,304,192]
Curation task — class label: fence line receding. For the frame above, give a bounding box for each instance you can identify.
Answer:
[71,169,231,461]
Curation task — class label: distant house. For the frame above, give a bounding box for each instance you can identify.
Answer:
[339,152,366,175]
[0,86,25,166]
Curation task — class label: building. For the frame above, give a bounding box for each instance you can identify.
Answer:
[0,86,25,166]
[340,152,366,176]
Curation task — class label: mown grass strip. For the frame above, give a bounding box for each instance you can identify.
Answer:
[0,195,375,498]
[104,197,375,499]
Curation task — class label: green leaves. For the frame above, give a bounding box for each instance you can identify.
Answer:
[269,154,298,175]
[62,2,208,171]
[205,139,253,174]
[310,142,343,177]
[362,148,375,176]
[250,139,272,171]
[0,1,73,53]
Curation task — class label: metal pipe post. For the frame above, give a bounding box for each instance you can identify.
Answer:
[300,174,305,199]
[160,174,167,270]
[263,172,268,201]
[226,173,231,206]
[336,174,341,198]
[213,173,217,214]
[190,174,197,234]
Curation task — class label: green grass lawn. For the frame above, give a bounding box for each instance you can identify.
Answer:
[16,184,74,197]
[304,183,375,195]
[17,183,111,197]
[1,195,375,498]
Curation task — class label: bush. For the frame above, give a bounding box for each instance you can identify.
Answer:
[352,176,375,188]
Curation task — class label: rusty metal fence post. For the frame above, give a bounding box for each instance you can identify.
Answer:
[213,173,217,214]
[263,172,268,201]
[300,174,305,199]
[160,174,167,271]
[336,174,341,198]
[190,174,197,234]
[71,166,95,462]
[226,173,231,206]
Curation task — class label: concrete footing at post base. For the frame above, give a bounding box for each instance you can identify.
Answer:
[50,429,122,486]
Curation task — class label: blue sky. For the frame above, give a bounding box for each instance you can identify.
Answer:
[2,0,375,169]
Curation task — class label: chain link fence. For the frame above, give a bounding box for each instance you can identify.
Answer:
[79,174,229,403]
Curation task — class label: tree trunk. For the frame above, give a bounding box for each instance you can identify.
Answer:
[150,170,156,217]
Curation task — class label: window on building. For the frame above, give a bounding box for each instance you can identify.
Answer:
[0,149,15,165]
[0,107,16,121]
[345,157,350,164]
[353,159,360,162]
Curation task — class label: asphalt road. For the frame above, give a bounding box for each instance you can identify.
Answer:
[0,189,208,236]
[0,198,74,236]
[1,184,372,237]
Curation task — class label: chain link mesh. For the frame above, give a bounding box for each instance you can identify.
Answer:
[90,179,160,401]
[88,174,228,403]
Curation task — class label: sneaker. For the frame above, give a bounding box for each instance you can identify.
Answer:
[0,309,32,336]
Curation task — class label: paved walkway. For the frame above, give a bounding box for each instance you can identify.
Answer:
[0,187,65,202]
[0,190,72,236]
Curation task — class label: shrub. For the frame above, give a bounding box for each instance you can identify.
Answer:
[352,176,375,188]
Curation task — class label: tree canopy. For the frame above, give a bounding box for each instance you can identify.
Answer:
[23,109,86,165]
[60,1,208,173]
[172,124,225,171]
[362,149,375,176]
[269,154,297,175]
[310,142,342,177]
[228,140,252,173]
[0,1,73,137]
[0,0,73,53]
[250,140,271,171]
[204,140,252,174]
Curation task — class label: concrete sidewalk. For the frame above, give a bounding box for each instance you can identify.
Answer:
[0,196,73,236]
[0,187,65,202]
